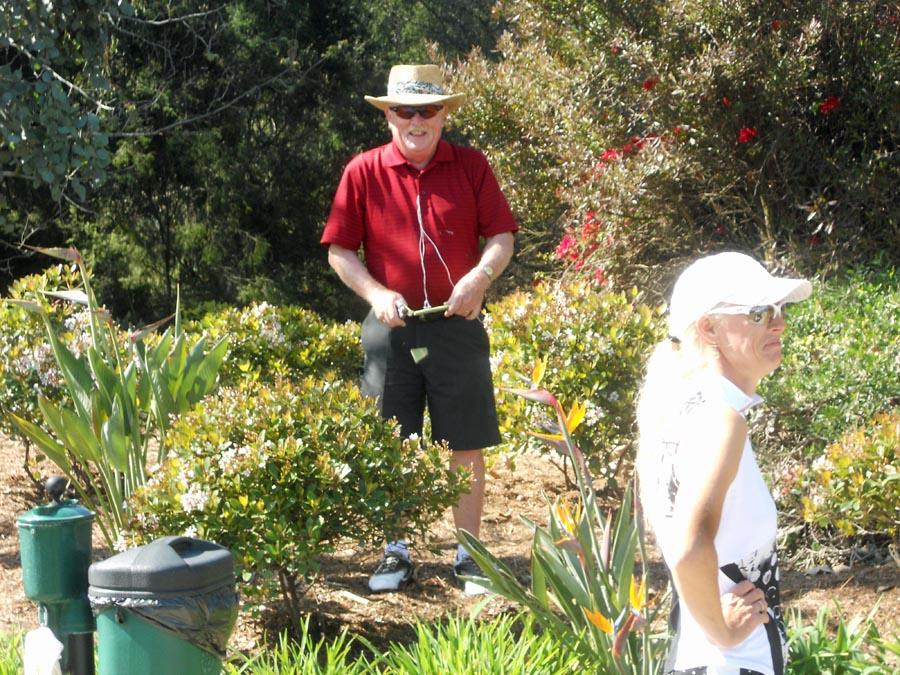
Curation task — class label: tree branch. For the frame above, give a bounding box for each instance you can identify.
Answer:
[101,7,225,27]
[5,39,115,112]
[109,56,327,138]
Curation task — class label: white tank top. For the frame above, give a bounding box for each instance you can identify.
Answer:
[640,373,787,675]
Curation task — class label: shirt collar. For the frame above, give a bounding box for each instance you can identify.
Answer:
[715,373,764,414]
[384,139,452,170]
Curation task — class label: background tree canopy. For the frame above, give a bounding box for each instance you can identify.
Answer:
[3,0,899,322]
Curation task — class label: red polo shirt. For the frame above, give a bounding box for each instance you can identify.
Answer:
[321,140,518,309]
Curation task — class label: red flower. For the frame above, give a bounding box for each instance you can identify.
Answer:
[772,21,782,31]
[555,235,578,260]
[595,268,606,285]
[600,148,620,161]
[642,77,658,91]
[738,127,758,143]
[722,96,733,109]
[611,45,620,54]
[820,96,841,115]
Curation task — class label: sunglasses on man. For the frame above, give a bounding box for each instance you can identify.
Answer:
[708,303,786,326]
[390,105,444,120]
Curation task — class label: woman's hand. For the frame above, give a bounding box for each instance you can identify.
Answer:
[719,579,770,646]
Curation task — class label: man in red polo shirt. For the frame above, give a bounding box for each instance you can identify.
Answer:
[321,64,517,595]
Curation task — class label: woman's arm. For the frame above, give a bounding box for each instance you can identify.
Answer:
[669,404,770,648]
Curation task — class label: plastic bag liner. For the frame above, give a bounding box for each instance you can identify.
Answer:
[88,536,238,659]
[89,586,238,659]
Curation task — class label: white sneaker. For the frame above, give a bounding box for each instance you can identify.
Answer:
[368,553,414,592]
[454,557,491,596]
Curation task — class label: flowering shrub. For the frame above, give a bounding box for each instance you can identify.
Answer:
[0,264,86,438]
[451,1,900,294]
[486,279,664,492]
[125,375,467,634]
[795,411,900,538]
[187,302,361,386]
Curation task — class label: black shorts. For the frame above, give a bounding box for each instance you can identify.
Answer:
[360,310,501,451]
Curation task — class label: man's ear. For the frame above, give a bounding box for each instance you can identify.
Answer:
[694,315,718,347]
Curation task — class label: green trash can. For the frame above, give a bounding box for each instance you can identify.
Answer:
[88,536,238,675]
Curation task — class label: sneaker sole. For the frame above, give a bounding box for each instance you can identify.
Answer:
[462,579,491,596]
[368,573,413,593]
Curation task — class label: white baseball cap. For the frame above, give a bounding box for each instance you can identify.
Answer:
[668,252,812,341]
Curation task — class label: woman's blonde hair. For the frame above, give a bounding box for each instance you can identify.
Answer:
[635,323,716,482]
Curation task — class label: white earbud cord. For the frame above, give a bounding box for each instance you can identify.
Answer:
[417,193,455,308]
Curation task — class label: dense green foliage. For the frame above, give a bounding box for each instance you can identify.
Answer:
[5,248,227,548]
[755,265,900,546]
[486,280,664,489]
[8,1,900,327]
[3,0,501,321]
[790,410,900,540]
[787,604,900,675]
[0,264,81,439]
[762,265,900,454]
[0,0,122,230]
[125,376,466,633]
[187,302,361,387]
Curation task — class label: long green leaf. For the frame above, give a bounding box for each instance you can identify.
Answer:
[100,394,129,473]
[43,321,93,419]
[37,397,102,467]
[8,413,71,472]
[168,334,198,409]
[185,336,228,406]
[88,345,121,415]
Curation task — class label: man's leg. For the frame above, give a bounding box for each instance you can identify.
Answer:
[361,313,423,592]
[450,449,485,539]
[450,448,492,595]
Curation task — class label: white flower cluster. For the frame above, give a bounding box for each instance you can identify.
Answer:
[130,510,159,531]
[244,302,286,347]
[64,310,94,358]
[582,400,606,427]
[13,343,63,388]
[179,486,210,513]
[219,443,254,475]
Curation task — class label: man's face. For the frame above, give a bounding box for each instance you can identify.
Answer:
[386,105,448,168]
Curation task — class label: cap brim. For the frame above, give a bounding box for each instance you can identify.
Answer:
[364,92,466,112]
[754,277,813,306]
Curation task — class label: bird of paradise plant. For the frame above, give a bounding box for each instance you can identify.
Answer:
[458,359,668,674]
[7,247,227,549]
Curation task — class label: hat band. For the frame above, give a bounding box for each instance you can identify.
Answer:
[388,80,446,96]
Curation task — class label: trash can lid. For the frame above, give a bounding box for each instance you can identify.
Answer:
[88,536,234,595]
[17,499,95,526]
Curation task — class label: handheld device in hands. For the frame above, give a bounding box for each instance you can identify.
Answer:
[395,302,450,318]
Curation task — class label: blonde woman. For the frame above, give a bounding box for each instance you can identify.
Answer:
[637,252,811,675]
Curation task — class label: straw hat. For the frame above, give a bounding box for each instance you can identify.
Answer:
[668,252,812,341]
[364,64,467,112]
